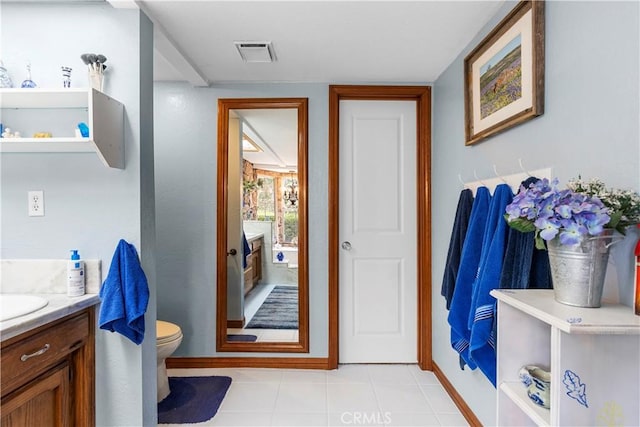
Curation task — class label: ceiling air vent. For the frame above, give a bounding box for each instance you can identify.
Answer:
[234,41,276,63]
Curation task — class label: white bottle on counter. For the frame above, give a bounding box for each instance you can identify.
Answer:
[67,249,85,297]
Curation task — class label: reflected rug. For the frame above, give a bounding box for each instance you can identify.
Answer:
[245,285,298,329]
[157,376,232,424]
[227,334,258,342]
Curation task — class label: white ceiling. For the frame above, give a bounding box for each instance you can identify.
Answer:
[132,0,506,85]
[234,108,299,171]
[114,0,506,168]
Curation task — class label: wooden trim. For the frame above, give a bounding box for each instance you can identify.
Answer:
[216,98,309,353]
[297,98,310,352]
[432,362,482,427]
[328,85,432,369]
[226,319,244,329]
[167,356,331,370]
[216,100,229,353]
[328,87,340,369]
[416,87,433,371]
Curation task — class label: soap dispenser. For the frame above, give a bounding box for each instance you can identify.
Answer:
[67,249,85,297]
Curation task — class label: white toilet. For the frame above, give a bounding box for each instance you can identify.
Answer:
[156,320,183,402]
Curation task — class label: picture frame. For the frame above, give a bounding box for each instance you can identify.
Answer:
[464,0,545,146]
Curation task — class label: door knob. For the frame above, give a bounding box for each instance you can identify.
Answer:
[341,241,352,251]
[227,248,237,256]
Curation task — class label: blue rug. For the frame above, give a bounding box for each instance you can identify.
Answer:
[246,286,298,329]
[158,376,232,424]
[227,334,257,342]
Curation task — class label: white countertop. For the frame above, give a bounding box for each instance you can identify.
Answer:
[0,293,101,342]
[245,232,264,242]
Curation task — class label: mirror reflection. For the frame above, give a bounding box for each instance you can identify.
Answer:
[217,98,308,352]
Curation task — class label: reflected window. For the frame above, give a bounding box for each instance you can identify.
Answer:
[257,176,275,221]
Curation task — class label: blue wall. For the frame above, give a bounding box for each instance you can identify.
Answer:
[154,3,639,424]
[431,1,639,424]
[154,83,330,357]
[1,4,157,425]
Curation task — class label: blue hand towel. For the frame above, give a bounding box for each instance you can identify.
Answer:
[447,186,491,370]
[499,177,551,290]
[499,228,535,289]
[468,184,513,329]
[242,232,251,269]
[528,246,552,289]
[468,184,513,386]
[99,239,149,345]
[441,189,474,310]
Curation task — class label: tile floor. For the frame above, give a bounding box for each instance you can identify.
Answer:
[164,364,470,427]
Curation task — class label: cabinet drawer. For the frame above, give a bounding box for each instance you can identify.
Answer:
[1,312,89,393]
[251,239,262,251]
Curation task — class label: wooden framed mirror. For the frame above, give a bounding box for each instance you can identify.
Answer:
[216,98,309,352]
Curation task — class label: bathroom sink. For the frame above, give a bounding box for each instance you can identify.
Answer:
[0,294,49,322]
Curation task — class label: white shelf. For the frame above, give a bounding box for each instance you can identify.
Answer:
[499,382,550,426]
[0,88,89,108]
[491,289,640,334]
[494,289,640,426]
[0,139,93,152]
[0,88,124,169]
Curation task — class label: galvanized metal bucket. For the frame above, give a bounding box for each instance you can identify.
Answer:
[547,230,621,308]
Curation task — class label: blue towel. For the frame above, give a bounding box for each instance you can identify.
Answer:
[99,239,149,345]
[448,186,491,370]
[499,177,552,290]
[441,189,474,310]
[242,232,251,269]
[498,229,535,289]
[468,184,513,386]
[528,247,552,289]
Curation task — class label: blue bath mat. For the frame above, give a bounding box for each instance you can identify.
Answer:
[158,376,232,424]
[227,334,257,342]
[246,285,298,329]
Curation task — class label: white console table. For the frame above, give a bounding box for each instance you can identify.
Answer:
[491,289,640,426]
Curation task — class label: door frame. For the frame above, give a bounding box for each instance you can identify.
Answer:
[328,85,432,370]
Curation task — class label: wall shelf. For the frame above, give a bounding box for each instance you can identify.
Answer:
[492,289,640,426]
[0,88,124,169]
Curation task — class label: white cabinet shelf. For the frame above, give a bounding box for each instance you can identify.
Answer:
[0,88,124,169]
[492,289,640,427]
[499,382,550,426]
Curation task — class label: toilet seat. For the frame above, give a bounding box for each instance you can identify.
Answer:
[157,320,182,345]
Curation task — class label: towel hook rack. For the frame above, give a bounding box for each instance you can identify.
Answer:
[492,164,508,184]
[473,170,486,187]
[458,174,466,189]
[518,158,532,177]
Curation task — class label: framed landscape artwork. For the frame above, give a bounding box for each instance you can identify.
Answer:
[464,0,545,145]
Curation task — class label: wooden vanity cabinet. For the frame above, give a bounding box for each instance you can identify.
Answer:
[244,237,263,295]
[1,308,95,427]
[1,363,70,427]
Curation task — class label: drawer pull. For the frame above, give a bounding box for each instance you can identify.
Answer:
[20,343,50,361]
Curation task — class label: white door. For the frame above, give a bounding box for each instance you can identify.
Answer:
[339,100,417,363]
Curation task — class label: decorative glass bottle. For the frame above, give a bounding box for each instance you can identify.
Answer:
[20,63,37,88]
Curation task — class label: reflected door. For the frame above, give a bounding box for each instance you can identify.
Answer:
[338,100,417,363]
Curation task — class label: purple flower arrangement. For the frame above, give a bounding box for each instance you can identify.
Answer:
[505,178,611,249]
